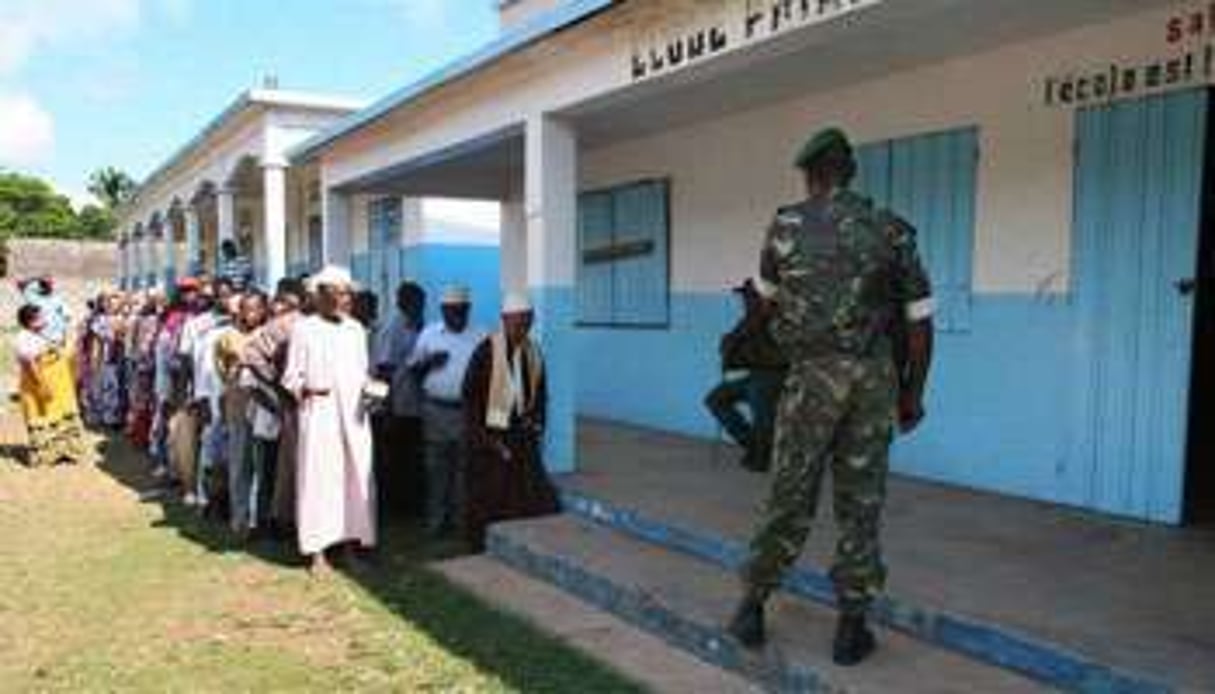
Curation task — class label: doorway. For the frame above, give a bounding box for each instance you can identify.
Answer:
[1073,88,1207,524]
[1184,88,1215,525]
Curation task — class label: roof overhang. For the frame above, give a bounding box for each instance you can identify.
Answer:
[288,0,617,163]
[122,88,367,218]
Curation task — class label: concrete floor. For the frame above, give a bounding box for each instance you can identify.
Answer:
[563,420,1215,691]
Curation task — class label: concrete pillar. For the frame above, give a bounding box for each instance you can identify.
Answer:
[525,114,578,472]
[163,217,177,285]
[216,187,236,273]
[119,234,130,290]
[148,223,163,288]
[132,232,145,290]
[321,186,351,266]
[263,163,288,288]
[185,206,201,276]
[500,197,527,295]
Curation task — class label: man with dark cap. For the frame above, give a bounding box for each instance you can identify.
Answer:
[372,280,427,517]
[726,127,935,666]
[704,278,787,472]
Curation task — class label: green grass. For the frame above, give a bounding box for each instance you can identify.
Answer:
[0,436,647,693]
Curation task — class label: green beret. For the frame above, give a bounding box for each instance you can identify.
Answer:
[794,127,852,170]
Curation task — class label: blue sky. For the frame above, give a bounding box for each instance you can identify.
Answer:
[0,0,500,207]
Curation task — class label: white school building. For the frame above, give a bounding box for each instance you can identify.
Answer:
[120,0,1215,526]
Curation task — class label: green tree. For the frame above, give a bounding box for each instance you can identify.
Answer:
[0,172,79,239]
[76,204,116,240]
[87,166,136,210]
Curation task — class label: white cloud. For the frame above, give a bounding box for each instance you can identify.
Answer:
[0,0,162,77]
[0,91,55,167]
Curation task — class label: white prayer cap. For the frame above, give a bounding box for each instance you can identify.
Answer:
[306,264,353,292]
[441,284,471,305]
[501,291,533,315]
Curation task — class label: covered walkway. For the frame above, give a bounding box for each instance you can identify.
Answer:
[555,420,1215,690]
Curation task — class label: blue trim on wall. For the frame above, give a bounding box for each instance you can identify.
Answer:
[487,523,842,693]
[557,487,1172,693]
[575,290,1179,521]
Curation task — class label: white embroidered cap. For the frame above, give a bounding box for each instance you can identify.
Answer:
[441,284,471,305]
[501,291,533,315]
[306,264,353,292]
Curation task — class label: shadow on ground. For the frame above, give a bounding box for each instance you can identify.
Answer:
[92,430,643,693]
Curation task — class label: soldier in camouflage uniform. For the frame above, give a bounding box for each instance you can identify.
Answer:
[726,128,935,666]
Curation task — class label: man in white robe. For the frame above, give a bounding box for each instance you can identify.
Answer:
[282,265,375,575]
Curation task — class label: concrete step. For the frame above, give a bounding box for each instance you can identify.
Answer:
[487,514,1045,694]
[559,487,1172,694]
[433,555,757,694]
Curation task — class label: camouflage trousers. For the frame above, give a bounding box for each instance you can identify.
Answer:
[741,354,896,615]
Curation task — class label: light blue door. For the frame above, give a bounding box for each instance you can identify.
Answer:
[1073,88,1207,523]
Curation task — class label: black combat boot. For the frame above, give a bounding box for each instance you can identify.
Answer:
[739,448,764,473]
[832,613,877,666]
[726,594,767,648]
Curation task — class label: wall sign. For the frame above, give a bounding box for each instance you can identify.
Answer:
[1042,3,1215,107]
[630,0,883,82]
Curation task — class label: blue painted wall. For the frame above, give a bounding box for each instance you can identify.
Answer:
[399,243,502,331]
[351,242,502,331]
[573,291,1130,517]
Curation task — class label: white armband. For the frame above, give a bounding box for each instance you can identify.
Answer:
[752,276,777,299]
[905,297,935,322]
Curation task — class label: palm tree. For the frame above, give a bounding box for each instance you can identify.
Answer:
[87,167,136,210]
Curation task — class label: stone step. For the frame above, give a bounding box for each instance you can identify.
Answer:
[487,514,1044,694]
[433,555,757,694]
[559,487,1172,694]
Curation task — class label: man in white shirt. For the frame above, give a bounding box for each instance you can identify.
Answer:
[408,285,486,536]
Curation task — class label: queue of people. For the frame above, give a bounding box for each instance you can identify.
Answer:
[13,268,561,573]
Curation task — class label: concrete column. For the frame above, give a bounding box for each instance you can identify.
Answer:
[263,163,288,287]
[132,232,145,290]
[321,187,351,265]
[525,114,578,472]
[185,206,201,276]
[500,197,527,295]
[163,218,177,285]
[148,224,163,288]
[216,187,236,273]
[119,234,130,290]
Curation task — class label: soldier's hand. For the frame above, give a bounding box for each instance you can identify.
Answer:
[898,393,925,434]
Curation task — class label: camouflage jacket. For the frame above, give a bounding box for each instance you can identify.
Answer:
[759,188,932,361]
